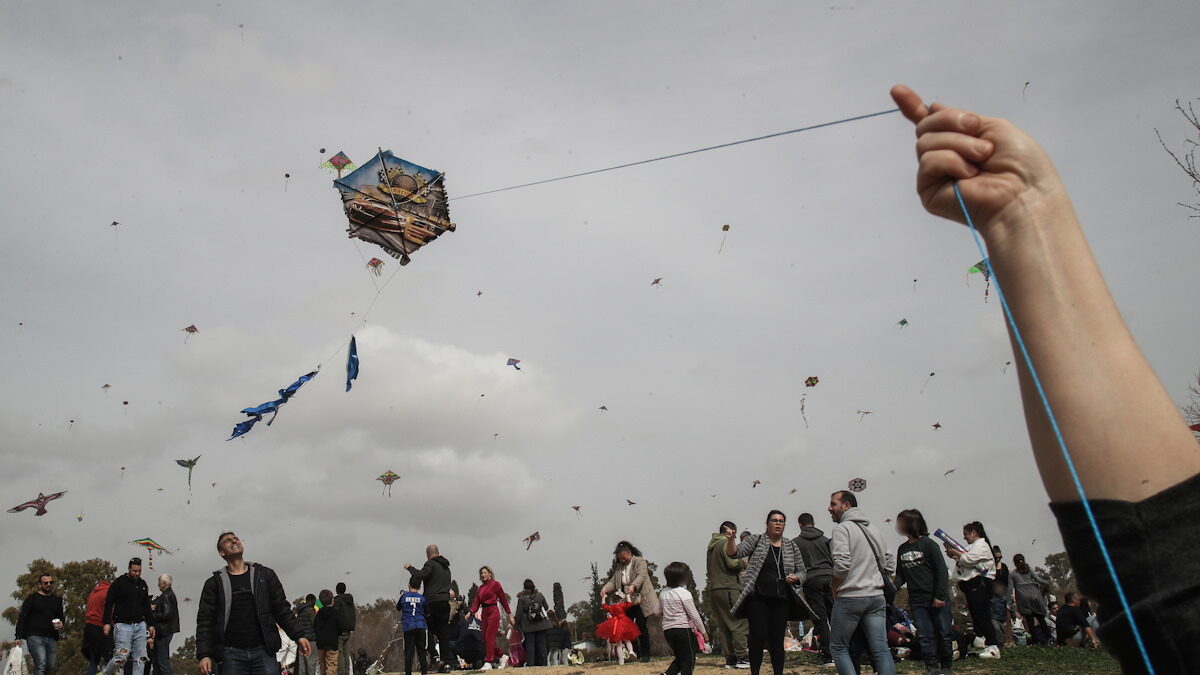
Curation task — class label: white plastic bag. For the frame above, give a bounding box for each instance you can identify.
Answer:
[3,644,29,675]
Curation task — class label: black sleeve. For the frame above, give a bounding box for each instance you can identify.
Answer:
[1050,472,1200,675]
[410,562,432,582]
[54,597,65,624]
[143,586,153,625]
[103,581,119,626]
[15,595,33,639]
[195,577,220,660]
[266,569,305,641]
[153,592,174,625]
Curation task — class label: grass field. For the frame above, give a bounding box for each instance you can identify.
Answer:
[473,647,1120,675]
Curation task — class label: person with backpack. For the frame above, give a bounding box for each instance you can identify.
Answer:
[512,580,552,666]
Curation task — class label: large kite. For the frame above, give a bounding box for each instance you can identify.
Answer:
[229,371,318,440]
[333,150,456,265]
[377,471,400,497]
[9,491,67,516]
[176,456,201,492]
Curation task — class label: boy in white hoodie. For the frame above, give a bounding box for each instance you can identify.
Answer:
[827,491,896,675]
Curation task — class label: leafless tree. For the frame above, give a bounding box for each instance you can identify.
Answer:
[1155,99,1200,216]
[1184,370,1200,434]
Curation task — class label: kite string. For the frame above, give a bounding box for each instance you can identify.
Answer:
[953,182,1155,674]
[450,108,901,201]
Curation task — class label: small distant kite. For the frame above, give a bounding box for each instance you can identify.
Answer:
[571,505,582,517]
[76,513,84,523]
[175,456,201,492]
[506,358,521,371]
[1003,361,1013,374]
[751,480,761,488]
[320,151,357,178]
[944,468,957,476]
[651,278,662,286]
[284,173,291,191]
[346,336,359,392]
[8,491,67,516]
[102,384,111,392]
[522,531,541,550]
[805,377,819,387]
[968,259,992,302]
[626,499,637,506]
[856,410,873,423]
[921,372,936,394]
[130,538,171,569]
[476,290,483,297]
[932,422,942,430]
[377,470,400,497]
[847,478,867,493]
[718,224,731,254]
[366,257,385,276]
[598,405,608,412]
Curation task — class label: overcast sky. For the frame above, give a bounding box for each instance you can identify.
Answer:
[2,0,1198,641]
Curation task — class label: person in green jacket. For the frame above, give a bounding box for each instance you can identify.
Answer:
[706,521,749,669]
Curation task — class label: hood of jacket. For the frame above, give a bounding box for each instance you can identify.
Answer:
[838,507,871,526]
[799,526,826,540]
[431,556,450,570]
[709,533,729,546]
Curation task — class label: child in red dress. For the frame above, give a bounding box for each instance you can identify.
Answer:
[596,601,641,665]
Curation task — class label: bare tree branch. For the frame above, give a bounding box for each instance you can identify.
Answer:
[1155,98,1200,217]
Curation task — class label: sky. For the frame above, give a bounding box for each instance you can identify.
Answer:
[1,0,1198,641]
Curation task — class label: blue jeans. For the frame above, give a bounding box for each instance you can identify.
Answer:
[829,595,894,675]
[153,633,173,675]
[221,646,281,675]
[26,635,58,675]
[104,623,148,675]
[909,604,954,669]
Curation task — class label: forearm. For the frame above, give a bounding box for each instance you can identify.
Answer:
[983,190,1199,501]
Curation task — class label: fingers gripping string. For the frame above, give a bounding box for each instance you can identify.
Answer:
[952,182,1155,674]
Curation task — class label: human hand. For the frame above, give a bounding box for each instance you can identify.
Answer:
[200,657,213,675]
[404,563,413,570]
[149,627,156,639]
[103,624,112,637]
[785,574,800,584]
[298,638,312,656]
[933,599,946,608]
[890,85,1064,238]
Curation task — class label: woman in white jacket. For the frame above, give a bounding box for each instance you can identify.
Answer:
[944,521,1000,658]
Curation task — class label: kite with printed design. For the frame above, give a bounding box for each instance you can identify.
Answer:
[523,531,542,550]
[377,471,400,497]
[130,537,172,569]
[320,151,357,178]
[333,150,455,265]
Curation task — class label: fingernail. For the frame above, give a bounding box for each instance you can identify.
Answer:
[962,114,981,129]
[976,140,993,154]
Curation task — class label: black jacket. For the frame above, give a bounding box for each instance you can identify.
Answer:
[153,588,180,635]
[295,601,318,641]
[333,593,356,633]
[105,574,152,626]
[314,606,342,651]
[792,527,834,580]
[410,557,452,603]
[195,563,305,661]
[16,593,64,639]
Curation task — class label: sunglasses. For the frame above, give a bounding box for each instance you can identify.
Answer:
[41,580,55,585]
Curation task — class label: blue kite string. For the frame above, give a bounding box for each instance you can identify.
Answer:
[952,182,1155,674]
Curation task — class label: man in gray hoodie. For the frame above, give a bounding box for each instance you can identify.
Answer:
[792,513,834,663]
[828,491,895,675]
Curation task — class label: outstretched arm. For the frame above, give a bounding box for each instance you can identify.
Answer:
[890,84,1199,503]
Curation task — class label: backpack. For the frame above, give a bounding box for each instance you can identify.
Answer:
[526,597,547,624]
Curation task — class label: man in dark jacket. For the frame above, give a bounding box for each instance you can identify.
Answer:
[793,513,834,663]
[16,573,65,675]
[103,559,155,675]
[196,532,311,675]
[405,545,455,672]
[294,595,320,675]
[333,583,356,675]
[151,574,180,675]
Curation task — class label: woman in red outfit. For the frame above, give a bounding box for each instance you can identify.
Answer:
[468,566,512,667]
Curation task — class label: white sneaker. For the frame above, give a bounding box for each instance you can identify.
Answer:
[979,645,1001,659]
[735,660,751,670]
[481,664,492,671]
[498,656,509,669]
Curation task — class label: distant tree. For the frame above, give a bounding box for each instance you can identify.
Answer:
[567,600,595,638]
[1183,370,1200,433]
[645,561,663,592]
[552,582,566,621]
[345,598,403,673]
[467,582,480,610]
[1155,98,1200,216]
[4,558,118,675]
[171,634,200,675]
[1034,552,1076,597]
[589,563,605,629]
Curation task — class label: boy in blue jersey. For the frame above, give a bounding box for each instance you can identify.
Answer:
[397,578,429,675]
